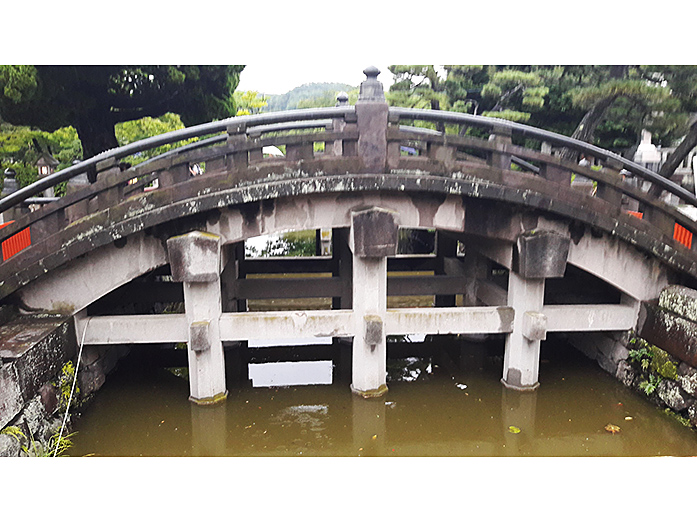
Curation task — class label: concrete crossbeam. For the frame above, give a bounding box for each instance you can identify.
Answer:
[79,314,188,344]
[384,307,514,335]
[219,310,353,341]
[543,304,637,332]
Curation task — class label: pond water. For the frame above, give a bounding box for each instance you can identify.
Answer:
[68,335,697,457]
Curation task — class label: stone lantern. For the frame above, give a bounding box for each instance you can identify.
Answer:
[36,152,59,197]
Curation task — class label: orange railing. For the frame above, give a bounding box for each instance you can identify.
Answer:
[0,221,31,261]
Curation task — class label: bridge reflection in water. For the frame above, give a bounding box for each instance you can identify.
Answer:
[68,337,697,457]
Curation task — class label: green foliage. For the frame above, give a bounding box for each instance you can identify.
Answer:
[22,430,75,457]
[297,89,359,109]
[649,346,679,380]
[52,361,80,414]
[0,66,37,103]
[1,425,74,457]
[481,110,531,123]
[234,91,268,115]
[1,425,25,442]
[638,374,662,396]
[115,113,196,165]
[663,408,692,428]
[1,121,82,189]
[266,83,355,112]
[246,230,316,257]
[0,65,244,158]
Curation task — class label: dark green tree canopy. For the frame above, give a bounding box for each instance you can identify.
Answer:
[0,65,244,159]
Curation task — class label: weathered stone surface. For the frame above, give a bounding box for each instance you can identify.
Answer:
[616,360,637,388]
[363,315,383,346]
[351,207,398,258]
[678,362,697,397]
[514,229,570,279]
[657,379,692,411]
[79,360,106,396]
[639,302,697,368]
[0,364,23,428]
[190,320,211,352]
[21,396,47,438]
[522,311,547,341]
[39,382,58,415]
[659,285,697,322]
[167,231,221,282]
[0,433,21,457]
[688,402,697,426]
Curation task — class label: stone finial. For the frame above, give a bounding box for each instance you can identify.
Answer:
[336,91,349,106]
[1,168,19,197]
[358,66,385,102]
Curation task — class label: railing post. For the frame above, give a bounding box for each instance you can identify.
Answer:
[595,159,624,208]
[332,92,350,156]
[65,170,91,223]
[356,66,388,173]
[488,125,512,171]
[1,168,23,223]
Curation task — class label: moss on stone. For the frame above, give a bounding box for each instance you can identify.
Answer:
[649,346,680,380]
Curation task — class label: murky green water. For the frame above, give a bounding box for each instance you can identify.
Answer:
[69,337,697,457]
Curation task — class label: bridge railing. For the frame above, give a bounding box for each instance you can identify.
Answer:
[2,81,697,263]
[386,107,697,250]
[0,106,357,256]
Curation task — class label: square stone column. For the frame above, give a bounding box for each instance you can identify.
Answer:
[502,271,545,391]
[349,207,398,398]
[502,229,570,391]
[167,231,227,405]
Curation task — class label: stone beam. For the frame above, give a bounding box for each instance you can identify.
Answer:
[567,232,670,301]
[384,306,514,335]
[543,304,637,332]
[16,231,167,314]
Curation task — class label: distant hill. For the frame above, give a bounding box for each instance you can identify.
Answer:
[266,82,355,112]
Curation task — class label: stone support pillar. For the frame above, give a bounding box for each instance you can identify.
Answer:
[349,207,398,398]
[502,271,545,390]
[502,230,570,391]
[167,231,227,405]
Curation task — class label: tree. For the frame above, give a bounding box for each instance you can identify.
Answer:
[233,91,268,115]
[1,118,82,188]
[114,113,197,165]
[0,66,244,161]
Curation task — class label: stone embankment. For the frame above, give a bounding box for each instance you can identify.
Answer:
[0,306,128,457]
[569,285,697,429]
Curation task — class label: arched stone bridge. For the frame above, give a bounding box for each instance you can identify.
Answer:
[2,66,697,404]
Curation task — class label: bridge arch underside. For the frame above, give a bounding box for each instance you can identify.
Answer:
[5,173,696,398]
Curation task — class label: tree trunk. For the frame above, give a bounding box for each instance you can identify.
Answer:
[75,108,119,165]
[560,66,627,161]
[560,95,617,161]
[647,120,697,198]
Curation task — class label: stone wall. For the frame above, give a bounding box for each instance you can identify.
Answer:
[0,307,129,457]
[567,285,697,430]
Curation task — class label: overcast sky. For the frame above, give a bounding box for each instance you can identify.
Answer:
[236,63,394,95]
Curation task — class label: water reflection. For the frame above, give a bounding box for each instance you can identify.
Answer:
[69,337,697,457]
[191,402,227,457]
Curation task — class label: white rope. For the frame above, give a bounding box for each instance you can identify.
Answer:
[53,317,90,457]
